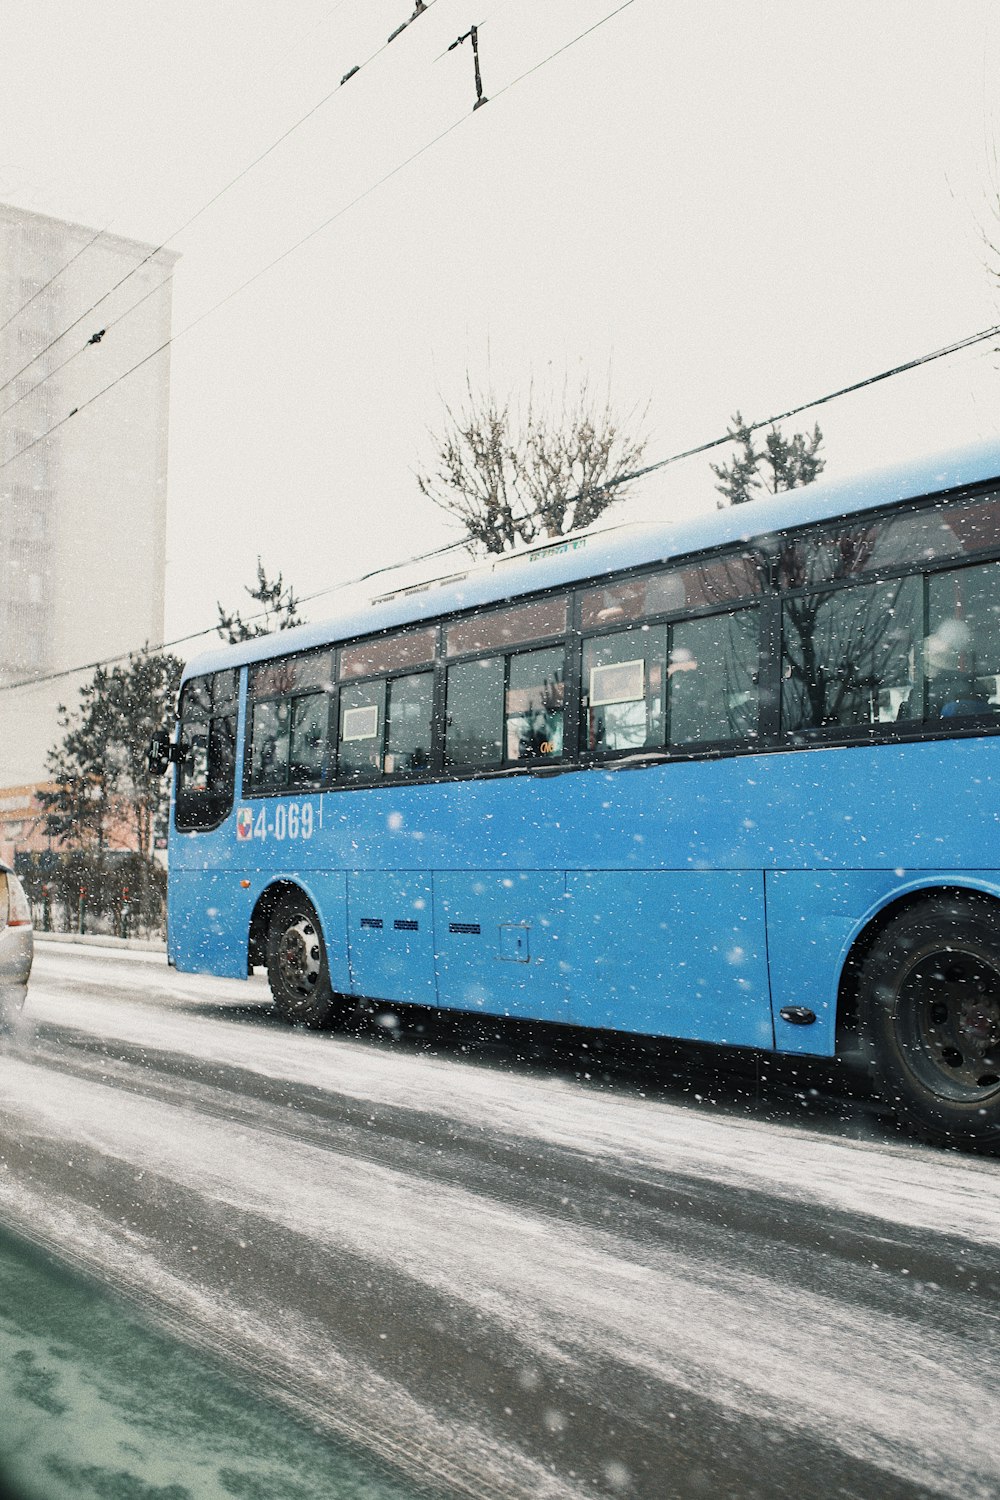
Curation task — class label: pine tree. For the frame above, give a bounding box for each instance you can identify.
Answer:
[712,411,825,506]
[37,650,181,934]
[40,651,182,857]
[217,559,303,642]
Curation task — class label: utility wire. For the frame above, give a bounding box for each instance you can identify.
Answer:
[0,0,623,425]
[13,0,986,691]
[609,320,1000,491]
[489,0,637,101]
[0,0,644,475]
[0,0,356,343]
[0,219,112,337]
[0,537,473,693]
[3,317,999,695]
[0,234,167,405]
[0,273,173,422]
[0,0,653,686]
[0,105,475,477]
[0,0,439,405]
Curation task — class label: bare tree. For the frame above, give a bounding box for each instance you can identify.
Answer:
[417,376,648,554]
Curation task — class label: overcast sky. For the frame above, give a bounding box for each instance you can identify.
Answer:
[3,0,1000,651]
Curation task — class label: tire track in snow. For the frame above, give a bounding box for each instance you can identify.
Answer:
[1,1039,998,1499]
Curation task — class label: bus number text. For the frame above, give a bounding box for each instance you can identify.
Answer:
[238,801,319,843]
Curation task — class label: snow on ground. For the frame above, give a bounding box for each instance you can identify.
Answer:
[2,1046,997,1499]
[26,944,1000,1248]
[4,944,1000,1497]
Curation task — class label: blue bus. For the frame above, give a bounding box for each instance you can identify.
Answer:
[159,439,1000,1145]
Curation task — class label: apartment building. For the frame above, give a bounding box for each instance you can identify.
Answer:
[0,202,177,801]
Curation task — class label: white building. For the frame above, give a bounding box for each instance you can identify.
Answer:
[0,202,177,790]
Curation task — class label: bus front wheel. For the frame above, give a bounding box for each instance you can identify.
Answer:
[860,895,1000,1146]
[266,892,337,1028]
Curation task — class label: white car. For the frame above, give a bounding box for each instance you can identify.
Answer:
[0,862,33,1009]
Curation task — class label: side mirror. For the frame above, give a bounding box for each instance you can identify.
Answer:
[147,730,180,776]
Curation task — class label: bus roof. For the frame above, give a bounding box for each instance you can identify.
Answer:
[182,435,1000,683]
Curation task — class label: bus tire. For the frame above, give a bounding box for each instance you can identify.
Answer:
[266,891,337,1028]
[859,894,1000,1146]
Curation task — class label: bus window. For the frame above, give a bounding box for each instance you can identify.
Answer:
[340,628,435,679]
[250,700,291,791]
[338,680,386,780]
[445,658,504,768]
[288,694,328,785]
[446,598,567,657]
[776,492,1000,590]
[249,696,328,791]
[931,491,1000,558]
[579,555,760,630]
[924,560,1000,719]
[249,649,332,698]
[668,608,760,745]
[246,649,333,794]
[175,670,237,831]
[384,672,434,775]
[781,576,921,731]
[583,626,667,752]
[505,647,564,761]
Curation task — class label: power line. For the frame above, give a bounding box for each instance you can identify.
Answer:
[0,0,627,435]
[0,0,652,690]
[13,0,988,690]
[0,1,358,343]
[0,234,172,406]
[3,316,999,696]
[0,0,644,477]
[0,0,440,406]
[0,537,474,693]
[489,0,637,102]
[0,106,477,477]
[605,320,1000,491]
[0,273,174,422]
[0,219,112,337]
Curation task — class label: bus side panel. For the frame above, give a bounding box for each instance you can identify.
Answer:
[764,871,897,1057]
[766,869,1000,1057]
[434,871,570,1022]
[347,870,436,1005]
[564,871,773,1046]
[168,867,251,979]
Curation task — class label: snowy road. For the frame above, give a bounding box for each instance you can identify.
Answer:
[1,943,999,1500]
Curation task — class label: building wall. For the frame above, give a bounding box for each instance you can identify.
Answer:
[0,203,177,790]
[0,782,51,866]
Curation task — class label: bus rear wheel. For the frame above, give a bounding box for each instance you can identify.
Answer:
[266,892,337,1028]
[860,895,1000,1146]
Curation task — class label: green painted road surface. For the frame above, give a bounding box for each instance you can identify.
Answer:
[0,1226,426,1500]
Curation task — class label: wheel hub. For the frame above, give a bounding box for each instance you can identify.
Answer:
[901,948,1000,1097]
[278,916,321,998]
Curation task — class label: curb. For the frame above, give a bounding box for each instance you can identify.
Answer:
[33,932,166,955]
